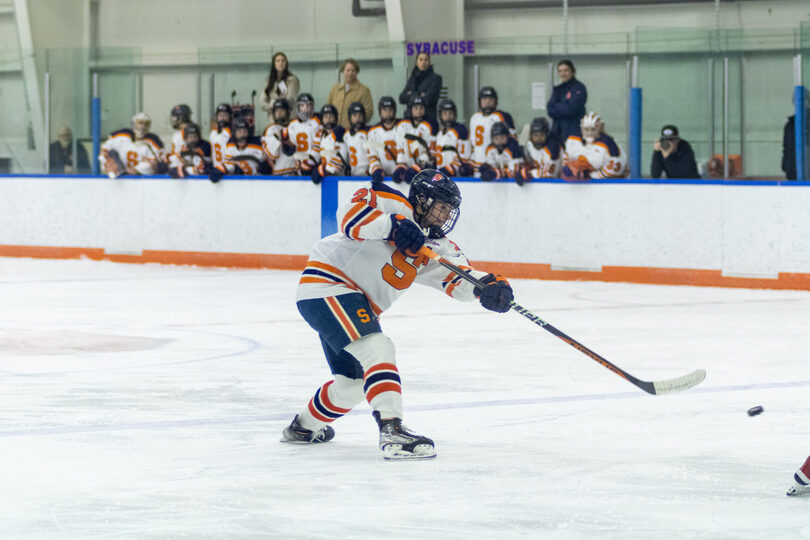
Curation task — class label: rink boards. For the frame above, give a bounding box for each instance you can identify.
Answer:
[0,175,808,290]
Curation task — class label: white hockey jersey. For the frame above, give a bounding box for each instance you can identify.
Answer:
[344,126,370,176]
[366,121,400,176]
[523,138,563,178]
[434,123,471,176]
[483,138,524,178]
[168,140,212,178]
[287,116,322,170]
[395,119,436,169]
[469,110,515,172]
[209,126,231,169]
[563,133,628,179]
[261,124,297,175]
[296,181,488,314]
[219,136,265,175]
[99,129,165,176]
[319,126,349,175]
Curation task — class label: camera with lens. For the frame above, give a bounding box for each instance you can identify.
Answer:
[660,138,672,151]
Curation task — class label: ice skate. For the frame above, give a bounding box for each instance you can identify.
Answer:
[373,411,436,461]
[280,415,335,444]
[787,476,810,497]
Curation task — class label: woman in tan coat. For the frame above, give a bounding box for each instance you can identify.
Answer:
[326,58,374,130]
[260,52,300,124]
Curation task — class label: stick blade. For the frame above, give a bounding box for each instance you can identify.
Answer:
[652,368,706,395]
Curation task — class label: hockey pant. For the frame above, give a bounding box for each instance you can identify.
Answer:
[295,294,402,430]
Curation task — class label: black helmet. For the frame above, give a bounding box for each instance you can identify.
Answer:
[182,122,200,141]
[348,102,366,128]
[272,98,291,112]
[478,87,497,113]
[296,93,315,119]
[348,101,366,119]
[215,103,232,116]
[439,99,457,127]
[171,104,192,128]
[378,95,396,112]
[530,117,550,135]
[320,104,338,129]
[491,122,509,138]
[408,169,462,239]
[233,117,249,137]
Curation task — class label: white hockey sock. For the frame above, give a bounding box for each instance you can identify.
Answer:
[344,333,403,420]
[297,375,364,431]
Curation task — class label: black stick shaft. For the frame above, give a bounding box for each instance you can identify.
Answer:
[420,246,655,394]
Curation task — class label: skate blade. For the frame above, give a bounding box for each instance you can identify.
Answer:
[382,444,437,461]
[787,487,810,497]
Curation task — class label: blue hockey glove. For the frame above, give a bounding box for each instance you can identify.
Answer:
[475,273,513,313]
[479,163,497,182]
[392,166,407,184]
[311,165,323,185]
[371,168,384,183]
[209,167,224,183]
[458,162,474,177]
[404,167,418,184]
[387,214,425,256]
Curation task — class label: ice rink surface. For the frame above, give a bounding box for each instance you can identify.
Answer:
[0,257,808,539]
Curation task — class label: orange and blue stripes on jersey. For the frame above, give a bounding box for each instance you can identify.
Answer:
[300,260,362,292]
[307,380,353,423]
[342,203,384,240]
[363,363,401,403]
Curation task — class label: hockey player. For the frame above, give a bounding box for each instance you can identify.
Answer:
[281,169,514,460]
[561,112,628,181]
[311,104,349,184]
[168,122,212,178]
[787,455,810,496]
[286,93,322,176]
[478,122,524,182]
[99,112,166,178]
[209,103,232,170]
[433,99,472,177]
[367,96,400,182]
[208,118,265,182]
[514,117,563,185]
[261,98,297,176]
[343,101,371,177]
[469,86,516,176]
[393,95,437,184]
[168,104,193,158]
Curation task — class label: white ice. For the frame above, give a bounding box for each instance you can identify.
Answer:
[0,257,808,539]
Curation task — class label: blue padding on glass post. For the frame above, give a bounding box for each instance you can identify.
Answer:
[320,176,339,238]
[795,86,806,181]
[91,97,101,176]
[629,87,642,179]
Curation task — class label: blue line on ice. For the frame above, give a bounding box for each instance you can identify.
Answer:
[0,379,806,438]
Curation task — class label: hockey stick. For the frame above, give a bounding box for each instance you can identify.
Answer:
[419,246,706,396]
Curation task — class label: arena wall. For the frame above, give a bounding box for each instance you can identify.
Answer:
[1,176,808,290]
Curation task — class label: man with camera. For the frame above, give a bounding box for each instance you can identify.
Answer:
[650,125,700,179]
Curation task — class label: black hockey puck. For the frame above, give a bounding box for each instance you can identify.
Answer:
[747,406,764,417]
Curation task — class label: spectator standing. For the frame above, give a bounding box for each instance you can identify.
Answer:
[650,124,700,179]
[547,59,587,142]
[327,58,374,131]
[50,125,90,174]
[260,52,300,125]
[399,52,443,122]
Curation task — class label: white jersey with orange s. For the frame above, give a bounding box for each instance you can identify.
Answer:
[469,110,515,172]
[295,181,487,314]
[366,122,399,175]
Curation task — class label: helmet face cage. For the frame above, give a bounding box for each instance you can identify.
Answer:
[183,123,200,146]
[171,104,192,128]
[233,119,249,141]
[478,87,498,113]
[132,112,151,138]
[296,94,314,120]
[273,99,290,124]
[581,112,603,142]
[320,104,338,130]
[378,96,396,123]
[409,96,427,121]
[439,100,457,127]
[349,104,366,128]
[408,169,462,239]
